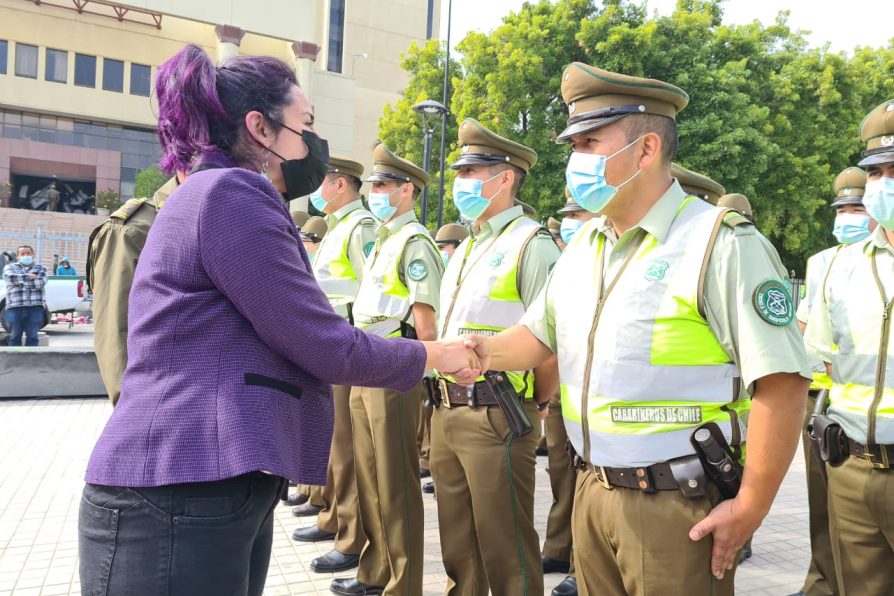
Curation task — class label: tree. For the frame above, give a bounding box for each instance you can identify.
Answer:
[134,165,168,199]
[378,0,894,270]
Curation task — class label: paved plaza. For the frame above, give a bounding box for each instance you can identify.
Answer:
[0,396,813,595]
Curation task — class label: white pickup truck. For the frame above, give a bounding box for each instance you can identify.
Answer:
[0,275,91,332]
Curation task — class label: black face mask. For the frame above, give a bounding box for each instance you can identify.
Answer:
[268,124,330,200]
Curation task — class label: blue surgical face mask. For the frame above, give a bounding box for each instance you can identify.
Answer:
[560,218,584,244]
[832,212,871,244]
[452,172,502,220]
[864,177,894,230]
[309,178,337,212]
[565,136,644,213]
[368,186,406,222]
[18,255,33,266]
[440,250,450,267]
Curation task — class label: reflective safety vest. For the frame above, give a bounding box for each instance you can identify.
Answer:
[552,196,745,468]
[824,240,894,446]
[312,208,374,319]
[802,246,841,390]
[352,220,434,338]
[438,216,543,397]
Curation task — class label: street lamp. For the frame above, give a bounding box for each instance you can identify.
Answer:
[412,99,448,225]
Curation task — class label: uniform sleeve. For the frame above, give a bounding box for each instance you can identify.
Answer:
[518,232,561,308]
[347,218,376,284]
[399,236,445,313]
[520,281,558,352]
[89,221,150,405]
[703,224,812,395]
[804,288,835,363]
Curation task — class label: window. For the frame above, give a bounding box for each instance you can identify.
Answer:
[0,40,8,75]
[130,63,150,96]
[14,43,38,78]
[327,0,345,73]
[74,54,95,87]
[102,58,124,92]
[45,48,67,83]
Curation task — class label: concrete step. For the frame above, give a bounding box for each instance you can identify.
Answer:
[0,347,107,398]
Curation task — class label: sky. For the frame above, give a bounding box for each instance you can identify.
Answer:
[439,0,892,55]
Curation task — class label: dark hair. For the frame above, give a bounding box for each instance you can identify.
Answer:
[156,44,298,174]
[17,245,34,254]
[488,163,527,196]
[620,114,678,163]
[333,173,363,193]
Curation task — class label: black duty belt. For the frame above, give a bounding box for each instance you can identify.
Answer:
[847,438,894,469]
[573,458,681,492]
[439,380,499,408]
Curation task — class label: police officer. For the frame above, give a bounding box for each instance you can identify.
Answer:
[804,99,894,596]
[330,144,444,596]
[435,223,469,264]
[792,167,874,596]
[672,162,726,204]
[292,209,310,229]
[460,63,811,596]
[717,193,755,224]
[291,156,376,575]
[430,118,560,596]
[300,216,328,257]
[87,174,182,405]
[544,190,598,596]
[548,216,563,247]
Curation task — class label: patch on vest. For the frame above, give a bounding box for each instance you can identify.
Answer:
[752,279,794,326]
[407,259,429,281]
[489,253,505,268]
[611,406,702,424]
[458,328,500,337]
[644,259,669,281]
[363,241,374,257]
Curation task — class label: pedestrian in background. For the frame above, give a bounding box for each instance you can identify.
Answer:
[2,245,47,347]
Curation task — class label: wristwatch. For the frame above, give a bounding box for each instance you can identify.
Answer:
[535,398,550,412]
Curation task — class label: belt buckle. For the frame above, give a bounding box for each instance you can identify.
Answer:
[863,445,890,469]
[438,379,452,409]
[595,466,613,491]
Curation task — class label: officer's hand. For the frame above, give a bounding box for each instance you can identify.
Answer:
[537,404,549,420]
[434,338,481,380]
[688,497,762,580]
[462,334,492,374]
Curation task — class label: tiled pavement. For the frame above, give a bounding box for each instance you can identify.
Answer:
[0,397,813,595]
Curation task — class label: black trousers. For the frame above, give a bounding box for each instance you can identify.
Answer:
[78,472,284,596]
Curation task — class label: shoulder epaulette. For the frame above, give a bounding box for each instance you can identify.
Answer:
[720,211,751,228]
[110,197,150,222]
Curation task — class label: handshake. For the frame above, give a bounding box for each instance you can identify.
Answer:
[425,335,490,385]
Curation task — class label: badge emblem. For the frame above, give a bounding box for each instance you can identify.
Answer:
[882,135,894,147]
[408,259,429,281]
[568,101,576,115]
[752,279,794,326]
[489,253,505,268]
[644,259,669,281]
[363,242,375,257]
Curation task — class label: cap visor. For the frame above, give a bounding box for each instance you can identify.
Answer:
[555,114,629,143]
[830,196,865,208]
[858,151,894,167]
[558,204,585,214]
[450,155,509,169]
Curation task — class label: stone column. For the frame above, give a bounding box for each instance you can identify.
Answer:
[291,41,321,99]
[215,25,245,65]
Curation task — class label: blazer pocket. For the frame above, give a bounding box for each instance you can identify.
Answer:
[244,373,302,399]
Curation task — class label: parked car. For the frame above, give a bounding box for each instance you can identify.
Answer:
[0,275,91,332]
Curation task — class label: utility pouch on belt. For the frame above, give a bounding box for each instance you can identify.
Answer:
[811,413,849,465]
[668,456,708,499]
[422,377,441,408]
[690,422,743,500]
[483,371,533,438]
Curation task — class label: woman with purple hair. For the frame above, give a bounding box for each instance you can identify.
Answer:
[77,44,478,595]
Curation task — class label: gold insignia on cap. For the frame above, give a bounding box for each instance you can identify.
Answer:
[461,145,469,153]
[888,104,894,112]
[569,102,576,114]
[450,118,538,172]
[883,135,894,147]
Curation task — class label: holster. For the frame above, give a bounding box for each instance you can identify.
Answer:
[483,371,533,438]
[669,456,708,499]
[422,377,441,408]
[811,413,849,465]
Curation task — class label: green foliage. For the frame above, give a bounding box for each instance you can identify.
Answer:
[377,0,894,272]
[95,188,120,212]
[133,165,168,199]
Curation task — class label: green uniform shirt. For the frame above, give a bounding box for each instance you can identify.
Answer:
[326,199,376,283]
[521,180,811,394]
[87,177,178,405]
[472,205,561,308]
[378,210,444,311]
[806,227,894,363]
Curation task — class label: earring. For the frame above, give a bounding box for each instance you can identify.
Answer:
[260,148,270,178]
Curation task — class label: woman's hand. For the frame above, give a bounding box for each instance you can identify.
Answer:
[423,338,481,380]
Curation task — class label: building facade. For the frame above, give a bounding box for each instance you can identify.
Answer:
[0,0,440,214]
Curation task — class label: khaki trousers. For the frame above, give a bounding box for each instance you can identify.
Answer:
[799,391,838,595]
[543,393,576,574]
[350,384,424,595]
[573,468,735,596]
[298,484,324,507]
[418,400,432,471]
[430,401,543,596]
[827,455,894,596]
[315,385,365,555]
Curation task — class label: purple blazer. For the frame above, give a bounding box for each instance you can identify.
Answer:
[85,151,426,488]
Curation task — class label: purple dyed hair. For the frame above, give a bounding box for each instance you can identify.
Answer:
[155,44,299,174]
